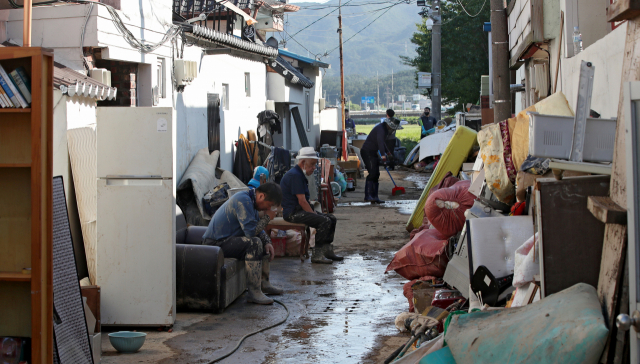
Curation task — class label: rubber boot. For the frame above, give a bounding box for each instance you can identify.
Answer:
[261,257,283,295]
[364,181,374,202]
[323,244,344,261]
[311,245,333,264]
[372,182,385,204]
[246,260,274,305]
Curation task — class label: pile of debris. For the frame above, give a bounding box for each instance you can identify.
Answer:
[384,89,624,363]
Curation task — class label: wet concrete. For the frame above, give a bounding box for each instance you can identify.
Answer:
[101,170,425,364]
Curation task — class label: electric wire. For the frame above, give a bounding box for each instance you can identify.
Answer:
[326,0,405,55]
[455,0,488,18]
[63,0,182,53]
[80,2,94,72]
[288,0,355,39]
[206,299,290,364]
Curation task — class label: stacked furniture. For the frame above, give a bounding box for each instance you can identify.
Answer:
[0,47,54,363]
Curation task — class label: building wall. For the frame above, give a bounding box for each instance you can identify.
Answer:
[175,47,268,181]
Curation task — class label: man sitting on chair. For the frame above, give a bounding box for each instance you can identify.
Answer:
[202,182,283,305]
[280,147,343,264]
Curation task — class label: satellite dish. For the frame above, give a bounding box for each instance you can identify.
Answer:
[266,37,278,48]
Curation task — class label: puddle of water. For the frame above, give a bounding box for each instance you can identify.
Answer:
[299,280,326,285]
[267,255,406,363]
[404,174,431,190]
[337,200,417,215]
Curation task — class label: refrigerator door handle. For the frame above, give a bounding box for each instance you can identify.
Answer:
[105,175,163,179]
[105,178,165,186]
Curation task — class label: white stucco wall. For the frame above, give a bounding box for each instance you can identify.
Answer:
[175,47,268,181]
[53,90,97,279]
[2,0,173,72]
[559,23,627,118]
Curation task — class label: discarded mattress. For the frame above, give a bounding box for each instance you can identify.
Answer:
[425,180,474,238]
[445,283,608,364]
[67,125,98,285]
[406,126,478,232]
[478,122,515,204]
[386,228,450,280]
[467,216,533,279]
[176,149,221,226]
[419,130,455,161]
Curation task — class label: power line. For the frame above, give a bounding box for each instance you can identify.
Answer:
[282,28,321,58]
[327,0,407,55]
[289,0,356,38]
[456,0,488,17]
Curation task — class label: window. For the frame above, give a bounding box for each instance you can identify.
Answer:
[244,72,251,97]
[305,91,311,132]
[157,58,166,98]
[222,83,229,110]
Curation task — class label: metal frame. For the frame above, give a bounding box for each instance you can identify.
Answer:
[570,61,595,162]
[624,81,640,362]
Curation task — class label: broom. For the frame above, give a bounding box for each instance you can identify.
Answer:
[378,151,406,196]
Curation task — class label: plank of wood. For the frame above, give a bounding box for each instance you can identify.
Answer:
[0,281,31,337]
[0,271,31,282]
[608,0,640,22]
[0,115,32,165]
[588,196,628,224]
[598,224,628,329]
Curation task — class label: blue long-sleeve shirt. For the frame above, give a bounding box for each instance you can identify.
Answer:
[361,122,389,156]
[203,190,260,241]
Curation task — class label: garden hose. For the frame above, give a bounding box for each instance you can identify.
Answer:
[207,299,290,363]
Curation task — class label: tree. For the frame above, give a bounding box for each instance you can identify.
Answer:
[401,1,490,111]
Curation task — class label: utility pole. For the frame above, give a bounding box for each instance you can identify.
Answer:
[431,0,442,120]
[490,0,511,122]
[338,0,347,160]
[377,71,380,111]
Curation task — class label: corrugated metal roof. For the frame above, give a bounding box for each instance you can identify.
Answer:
[188,24,279,58]
[269,55,314,89]
[54,62,117,100]
[278,49,330,68]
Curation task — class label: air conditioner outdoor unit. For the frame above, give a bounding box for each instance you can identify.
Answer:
[319,98,326,110]
[90,68,111,87]
[175,60,198,86]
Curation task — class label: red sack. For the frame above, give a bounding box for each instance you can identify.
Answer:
[427,171,459,199]
[403,276,437,312]
[424,180,475,238]
[386,229,450,280]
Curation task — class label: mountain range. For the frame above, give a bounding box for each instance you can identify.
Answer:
[275,0,423,77]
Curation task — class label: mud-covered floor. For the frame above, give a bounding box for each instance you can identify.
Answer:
[101,169,429,363]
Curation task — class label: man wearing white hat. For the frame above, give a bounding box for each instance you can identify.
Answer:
[280,147,343,264]
[361,109,403,203]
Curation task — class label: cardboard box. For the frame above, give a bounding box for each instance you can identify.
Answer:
[338,161,358,170]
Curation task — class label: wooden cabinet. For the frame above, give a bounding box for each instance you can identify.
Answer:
[0,47,53,364]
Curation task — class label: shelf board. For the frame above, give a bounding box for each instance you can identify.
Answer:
[0,271,31,282]
[0,163,30,168]
[0,108,31,113]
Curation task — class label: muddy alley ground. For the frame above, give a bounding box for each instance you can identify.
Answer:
[101,169,430,364]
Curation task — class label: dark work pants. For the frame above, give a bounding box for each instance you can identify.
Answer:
[361,149,380,183]
[285,210,337,247]
[203,235,266,261]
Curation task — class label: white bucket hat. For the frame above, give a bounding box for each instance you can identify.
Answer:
[297,146,319,160]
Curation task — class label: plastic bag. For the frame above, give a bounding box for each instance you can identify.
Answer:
[334,169,347,193]
[386,229,450,280]
[424,180,474,238]
[513,233,539,287]
[520,155,551,175]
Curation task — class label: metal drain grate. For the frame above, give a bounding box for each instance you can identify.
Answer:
[309,299,362,314]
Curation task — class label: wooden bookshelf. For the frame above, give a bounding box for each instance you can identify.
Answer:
[0,47,53,364]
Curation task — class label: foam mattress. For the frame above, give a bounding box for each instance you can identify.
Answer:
[406,126,477,232]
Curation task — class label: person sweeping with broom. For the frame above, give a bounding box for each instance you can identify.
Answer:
[361,109,404,204]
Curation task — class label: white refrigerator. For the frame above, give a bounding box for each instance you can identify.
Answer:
[96,107,176,326]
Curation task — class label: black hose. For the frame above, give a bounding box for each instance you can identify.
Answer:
[207,299,290,364]
[383,342,408,364]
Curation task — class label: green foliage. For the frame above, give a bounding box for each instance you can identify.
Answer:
[356,124,421,151]
[323,70,423,108]
[401,1,490,109]
[277,0,423,77]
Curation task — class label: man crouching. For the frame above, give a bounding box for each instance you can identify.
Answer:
[280,147,343,264]
[202,182,283,305]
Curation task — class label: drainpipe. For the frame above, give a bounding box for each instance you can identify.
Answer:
[23,0,32,47]
[490,0,511,122]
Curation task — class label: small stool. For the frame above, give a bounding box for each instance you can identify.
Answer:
[266,217,309,261]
